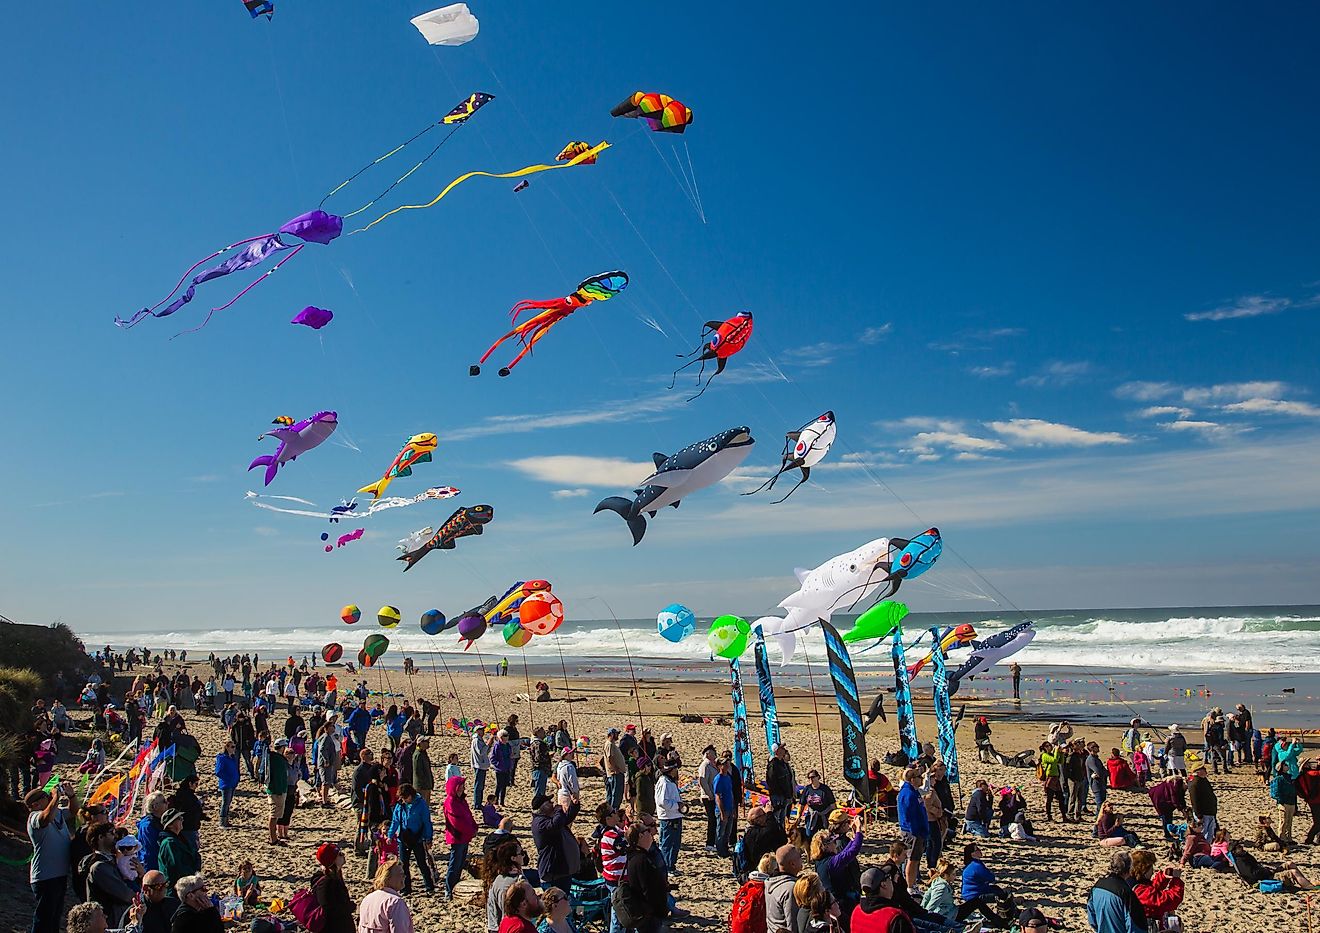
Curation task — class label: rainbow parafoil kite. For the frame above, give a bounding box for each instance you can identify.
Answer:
[611,92,693,133]
[341,604,361,625]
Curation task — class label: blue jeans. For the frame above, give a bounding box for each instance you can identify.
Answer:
[715,811,731,859]
[472,769,487,808]
[659,818,682,871]
[1090,780,1107,810]
[925,825,944,870]
[30,877,65,933]
[605,882,623,933]
[606,774,624,809]
[219,786,235,824]
[532,768,548,800]
[964,820,989,837]
[445,840,468,895]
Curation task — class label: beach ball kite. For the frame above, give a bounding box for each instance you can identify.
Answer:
[377,605,401,628]
[503,617,533,648]
[362,633,390,664]
[321,643,343,664]
[420,608,447,636]
[657,603,696,643]
[341,604,361,625]
[356,648,374,668]
[519,591,564,636]
[707,614,750,660]
[456,612,488,650]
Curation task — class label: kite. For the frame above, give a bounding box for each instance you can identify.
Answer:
[246,487,458,521]
[361,633,390,666]
[891,627,921,761]
[115,211,343,334]
[594,426,755,545]
[862,693,887,731]
[707,614,750,660]
[419,609,447,636]
[841,601,909,644]
[350,141,610,235]
[397,504,493,571]
[503,617,532,647]
[341,605,361,625]
[929,627,960,784]
[873,528,943,602]
[556,141,599,165]
[518,591,564,636]
[752,626,782,758]
[330,501,358,523]
[397,527,434,553]
[456,612,488,650]
[247,411,338,486]
[242,0,273,20]
[947,622,1036,696]
[611,92,693,134]
[291,306,333,329]
[742,411,836,502]
[820,620,870,801]
[470,271,629,377]
[322,643,343,664]
[756,536,895,663]
[322,528,364,552]
[477,581,551,631]
[359,433,438,499]
[906,623,977,678]
[670,312,753,400]
[377,606,401,628]
[657,604,696,643]
[270,416,294,427]
[319,93,495,221]
[728,658,755,786]
[512,180,529,193]
[410,4,479,46]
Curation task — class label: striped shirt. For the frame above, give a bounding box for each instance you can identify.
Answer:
[600,827,626,883]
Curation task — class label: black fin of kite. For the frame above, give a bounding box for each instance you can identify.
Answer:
[770,472,808,504]
[703,321,723,330]
[670,500,680,509]
[652,453,667,468]
[594,496,647,546]
[740,468,785,497]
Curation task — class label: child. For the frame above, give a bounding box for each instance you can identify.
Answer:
[115,835,144,883]
[79,738,107,775]
[233,859,263,906]
[481,794,503,829]
[1133,744,1152,787]
[444,752,462,782]
[1256,815,1285,852]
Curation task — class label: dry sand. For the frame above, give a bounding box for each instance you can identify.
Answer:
[7,661,1317,932]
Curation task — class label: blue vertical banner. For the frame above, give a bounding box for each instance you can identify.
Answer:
[729,658,756,786]
[929,626,959,784]
[891,627,921,761]
[819,620,870,802]
[752,626,782,758]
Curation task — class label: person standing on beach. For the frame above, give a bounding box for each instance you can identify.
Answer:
[472,727,494,809]
[712,760,736,860]
[1010,662,1021,701]
[26,782,77,933]
[1037,742,1065,822]
[1235,704,1255,763]
[556,747,580,799]
[603,728,627,810]
[1164,725,1187,778]
[1188,765,1217,838]
[1085,743,1108,813]
[766,745,795,830]
[1270,762,1299,845]
[388,783,436,896]
[696,745,718,852]
[897,767,929,891]
[654,760,684,872]
[265,737,291,845]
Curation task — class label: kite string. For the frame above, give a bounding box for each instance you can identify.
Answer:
[584,596,645,731]
[470,643,499,722]
[800,631,828,781]
[519,647,535,733]
[552,635,576,737]
[434,650,465,723]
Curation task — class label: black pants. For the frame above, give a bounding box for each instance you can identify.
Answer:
[1306,801,1320,845]
[957,895,1011,929]
[1043,782,1065,820]
[702,799,716,847]
[398,839,435,894]
[30,876,66,933]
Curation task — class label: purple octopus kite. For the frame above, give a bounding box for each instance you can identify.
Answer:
[248,410,339,486]
[115,210,343,335]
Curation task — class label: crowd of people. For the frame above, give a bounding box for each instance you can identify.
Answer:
[20,650,1320,933]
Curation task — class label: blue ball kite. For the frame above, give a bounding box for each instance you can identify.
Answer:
[657,603,697,644]
[420,608,448,636]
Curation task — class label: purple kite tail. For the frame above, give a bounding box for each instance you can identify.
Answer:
[247,454,279,486]
[170,243,305,339]
[116,234,273,329]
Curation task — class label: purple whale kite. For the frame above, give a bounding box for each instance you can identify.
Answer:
[248,410,339,486]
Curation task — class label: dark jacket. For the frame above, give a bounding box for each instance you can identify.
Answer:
[742,819,788,874]
[313,869,355,933]
[767,756,794,799]
[1189,775,1217,817]
[624,848,670,920]
[158,829,201,890]
[83,851,136,926]
[965,787,993,824]
[412,747,434,791]
[851,892,917,933]
[1148,779,1186,815]
[171,902,224,933]
[140,896,182,933]
[531,801,581,882]
[229,718,255,753]
[169,784,207,832]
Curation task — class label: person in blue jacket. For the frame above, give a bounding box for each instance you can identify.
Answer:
[346,701,373,762]
[958,842,1015,929]
[896,767,929,891]
[213,740,241,827]
[387,782,435,896]
[1085,850,1145,933]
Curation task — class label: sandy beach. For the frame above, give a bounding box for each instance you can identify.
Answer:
[6,658,1315,933]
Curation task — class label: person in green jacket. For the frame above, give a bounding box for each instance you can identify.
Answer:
[1038,742,1066,823]
[266,737,293,844]
[157,809,200,891]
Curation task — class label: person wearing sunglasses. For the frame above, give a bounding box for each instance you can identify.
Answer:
[539,886,575,933]
[171,873,222,933]
[132,870,180,933]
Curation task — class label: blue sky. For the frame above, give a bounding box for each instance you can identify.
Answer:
[3,3,1319,636]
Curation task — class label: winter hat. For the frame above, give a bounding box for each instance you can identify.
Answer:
[315,843,341,867]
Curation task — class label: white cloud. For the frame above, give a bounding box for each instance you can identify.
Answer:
[1222,398,1320,418]
[781,325,892,366]
[1137,406,1193,420]
[906,431,1008,456]
[858,324,892,344]
[551,488,592,499]
[968,363,1014,378]
[1115,380,1292,405]
[1018,361,1093,388]
[987,419,1131,447]
[252,526,280,537]
[1114,381,1182,402]
[1184,294,1317,322]
[447,395,681,441]
[1160,420,1246,440]
[506,456,654,488]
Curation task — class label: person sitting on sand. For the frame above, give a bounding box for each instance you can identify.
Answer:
[1256,814,1287,852]
[851,865,918,933]
[959,843,1015,930]
[481,794,504,829]
[810,813,864,920]
[1106,749,1138,791]
[792,870,842,933]
[1085,851,1145,933]
[964,780,993,838]
[1129,849,1182,927]
[484,839,525,933]
[232,858,262,907]
[1094,803,1139,847]
[1178,824,1227,871]
[996,787,1028,838]
[919,859,960,928]
[1226,841,1314,890]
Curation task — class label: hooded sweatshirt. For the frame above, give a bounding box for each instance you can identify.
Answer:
[764,872,798,933]
[851,891,917,933]
[442,775,477,846]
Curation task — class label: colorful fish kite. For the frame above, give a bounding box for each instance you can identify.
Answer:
[397,504,494,571]
[556,141,599,165]
[247,411,338,486]
[670,311,753,400]
[872,527,943,602]
[359,433,438,499]
[291,306,333,329]
[470,271,629,377]
[242,0,273,20]
[116,211,342,334]
[907,623,978,678]
[397,527,434,553]
[946,622,1036,696]
[319,92,496,221]
[611,92,693,133]
[743,411,836,502]
[351,142,610,235]
[329,500,358,523]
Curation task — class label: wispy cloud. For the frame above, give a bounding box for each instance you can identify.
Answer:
[1221,397,1320,418]
[1115,380,1291,404]
[506,456,654,488]
[904,431,1008,458]
[928,327,1024,354]
[1160,420,1247,440]
[447,395,681,441]
[858,324,892,344]
[780,325,892,367]
[1136,406,1193,420]
[551,488,592,499]
[968,363,1014,378]
[27,491,125,509]
[1185,293,1319,322]
[1017,360,1093,388]
[987,419,1131,447]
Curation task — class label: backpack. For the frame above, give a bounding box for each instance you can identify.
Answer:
[288,885,326,933]
[730,878,767,933]
[610,878,643,930]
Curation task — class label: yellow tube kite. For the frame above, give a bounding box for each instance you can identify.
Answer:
[351,141,610,235]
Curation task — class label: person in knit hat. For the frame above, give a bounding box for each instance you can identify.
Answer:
[312,843,354,933]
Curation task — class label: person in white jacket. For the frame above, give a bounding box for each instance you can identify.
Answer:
[471,727,493,809]
[654,759,683,871]
[555,748,580,798]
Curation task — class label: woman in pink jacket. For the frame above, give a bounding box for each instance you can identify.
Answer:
[443,774,478,900]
